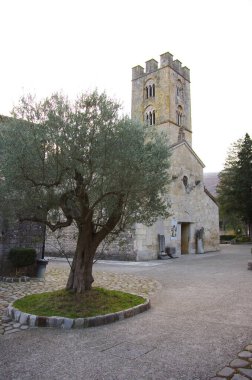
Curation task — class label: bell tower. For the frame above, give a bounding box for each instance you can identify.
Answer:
[131,52,192,146]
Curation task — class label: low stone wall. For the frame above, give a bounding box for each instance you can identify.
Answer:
[6,299,150,329]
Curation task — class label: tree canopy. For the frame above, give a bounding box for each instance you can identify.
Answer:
[217,133,252,239]
[0,91,171,292]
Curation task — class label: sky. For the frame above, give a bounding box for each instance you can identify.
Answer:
[1,0,252,173]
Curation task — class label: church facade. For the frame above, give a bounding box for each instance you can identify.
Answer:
[0,52,219,262]
[130,52,219,259]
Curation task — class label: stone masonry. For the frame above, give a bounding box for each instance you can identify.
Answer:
[130,52,219,260]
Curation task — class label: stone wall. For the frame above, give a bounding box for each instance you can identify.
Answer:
[97,229,136,261]
[45,224,137,261]
[45,224,77,258]
[0,219,43,275]
[130,143,219,260]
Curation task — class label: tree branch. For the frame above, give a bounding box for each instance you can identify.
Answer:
[90,191,121,210]
[19,216,73,232]
[94,195,124,245]
[20,165,67,188]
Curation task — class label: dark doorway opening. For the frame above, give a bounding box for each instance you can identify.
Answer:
[181,223,190,254]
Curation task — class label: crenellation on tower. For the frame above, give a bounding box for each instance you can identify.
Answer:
[132,51,192,146]
[181,67,190,81]
[160,52,174,67]
[132,65,144,80]
[145,59,158,74]
[173,59,182,72]
[132,52,190,81]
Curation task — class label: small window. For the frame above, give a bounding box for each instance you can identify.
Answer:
[149,85,152,97]
[146,107,156,126]
[145,82,155,99]
[146,87,148,99]
[149,111,152,126]
[183,176,188,187]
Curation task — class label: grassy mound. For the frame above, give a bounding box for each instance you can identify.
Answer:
[13,287,146,319]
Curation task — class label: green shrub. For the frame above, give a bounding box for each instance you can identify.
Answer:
[8,248,36,268]
[235,236,251,243]
[220,235,236,242]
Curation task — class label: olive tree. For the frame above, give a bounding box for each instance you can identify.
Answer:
[0,92,171,292]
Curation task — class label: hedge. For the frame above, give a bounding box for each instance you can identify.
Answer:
[8,248,37,268]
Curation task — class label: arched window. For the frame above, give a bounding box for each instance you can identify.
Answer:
[145,108,156,126]
[149,85,152,97]
[146,87,149,99]
[149,111,152,125]
[145,81,155,99]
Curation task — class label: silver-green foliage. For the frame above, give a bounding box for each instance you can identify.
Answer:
[0,91,171,236]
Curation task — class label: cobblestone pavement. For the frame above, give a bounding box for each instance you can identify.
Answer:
[0,263,160,336]
[1,261,252,380]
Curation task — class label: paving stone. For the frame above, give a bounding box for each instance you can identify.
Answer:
[245,346,252,352]
[4,328,21,334]
[211,377,227,380]
[230,359,249,368]
[19,312,29,325]
[63,318,74,329]
[14,310,21,322]
[4,326,14,331]
[47,317,58,328]
[2,315,12,323]
[37,316,48,327]
[238,351,252,359]
[74,318,84,328]
[29,315,37,327]
[1,300,9,306]
[238,368,252,378]
[20,325,29,330]
[217,367,235,377]
[55,318,64,328]
[13,323,21,329]
[231,375,250,380]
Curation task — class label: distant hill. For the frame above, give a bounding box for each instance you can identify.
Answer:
[203,172,219,197]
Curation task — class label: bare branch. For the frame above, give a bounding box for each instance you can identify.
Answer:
[19,216,73,231]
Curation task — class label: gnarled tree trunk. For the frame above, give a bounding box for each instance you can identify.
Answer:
[66,224,98,293]
[66,193,124,293]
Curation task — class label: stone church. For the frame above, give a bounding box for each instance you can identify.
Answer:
[0,52,220,263]
[45,51,219,260]
[128,52,219,259]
